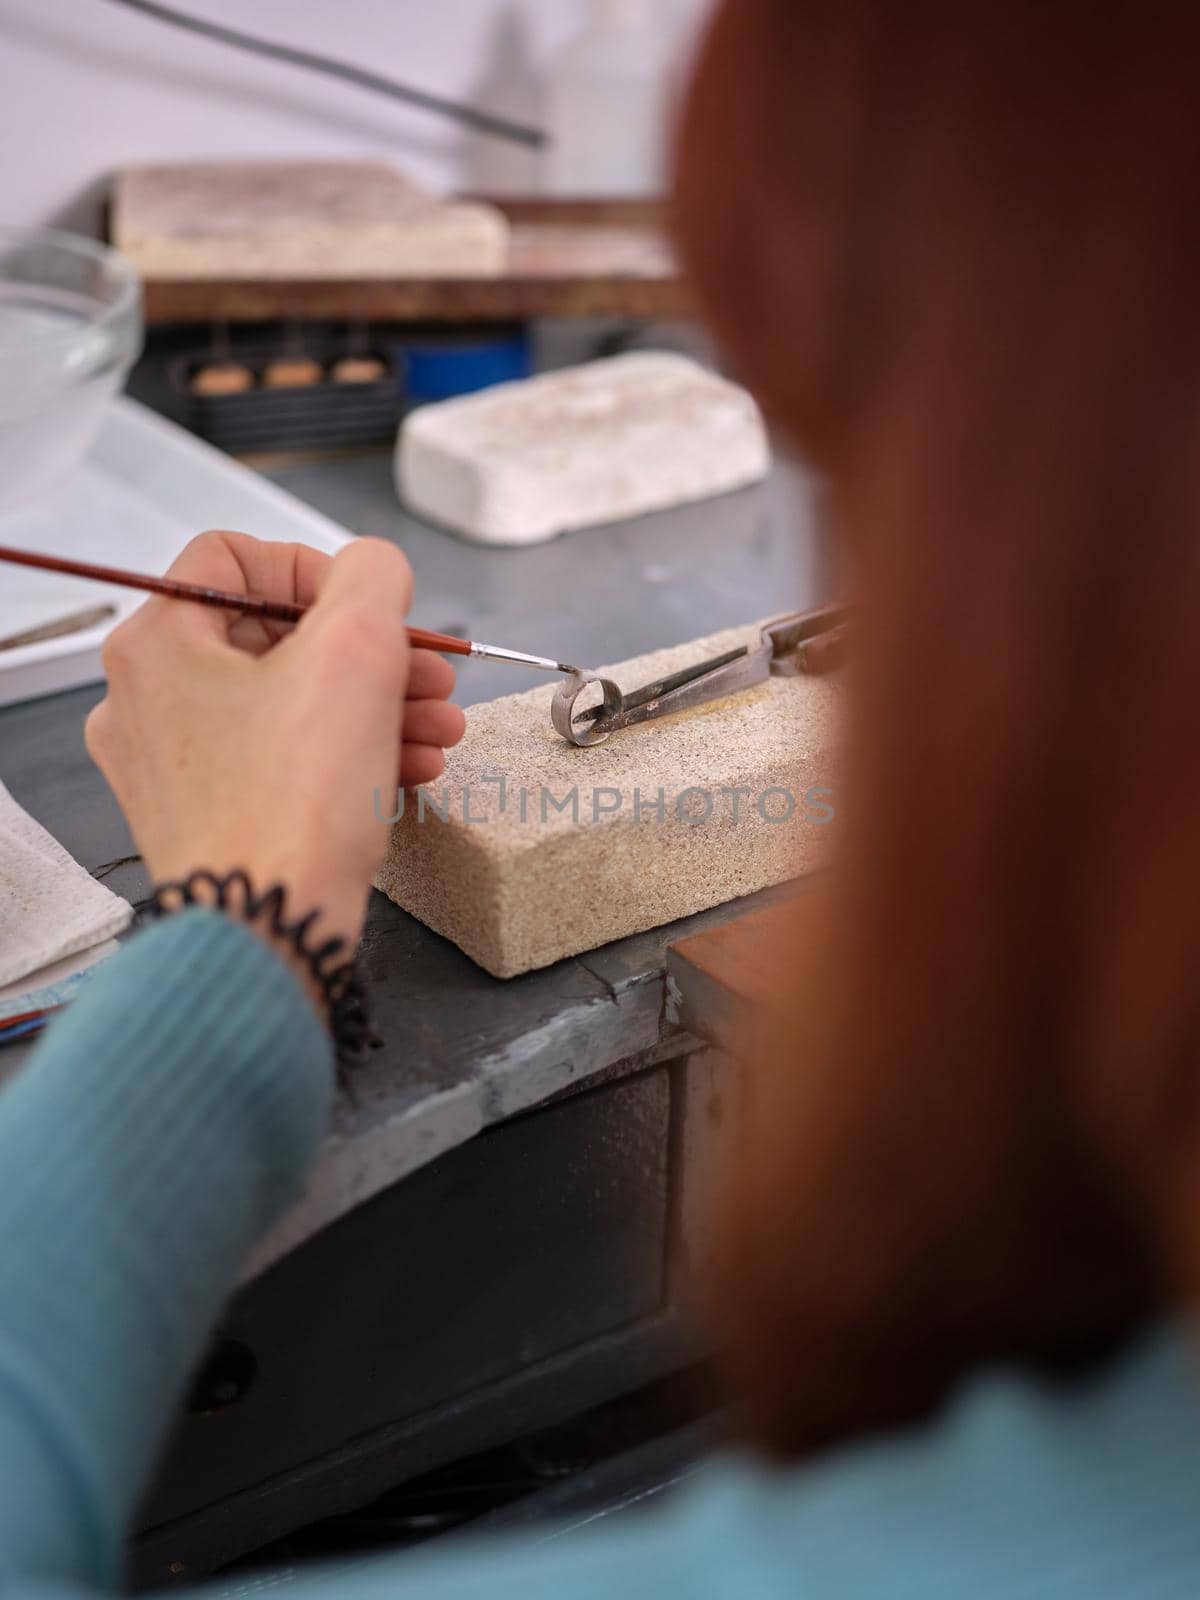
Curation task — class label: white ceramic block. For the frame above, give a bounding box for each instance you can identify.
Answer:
[395,352,771,545]
[113,161,509,280]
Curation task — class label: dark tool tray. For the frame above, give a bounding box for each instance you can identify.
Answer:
[170,340,403,454]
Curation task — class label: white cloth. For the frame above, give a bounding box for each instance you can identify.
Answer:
[0,780,132,989]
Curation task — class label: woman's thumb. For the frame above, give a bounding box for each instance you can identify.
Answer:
[296,539,414,689]
[315,538,414,620]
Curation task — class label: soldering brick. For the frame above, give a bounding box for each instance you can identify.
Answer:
[396,353,772,545]
[375,623,842,978]
[113,161,508,279]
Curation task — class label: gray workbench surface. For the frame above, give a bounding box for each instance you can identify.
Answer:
[0,442,828,1273]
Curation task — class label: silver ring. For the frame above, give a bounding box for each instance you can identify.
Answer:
[551,671,623,747]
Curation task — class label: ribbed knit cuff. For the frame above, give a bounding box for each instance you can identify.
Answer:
[0,908,334,1583]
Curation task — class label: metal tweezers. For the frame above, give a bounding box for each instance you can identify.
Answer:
[551,601,847,747]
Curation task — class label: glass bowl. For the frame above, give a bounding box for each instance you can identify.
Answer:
[0,226,143,512]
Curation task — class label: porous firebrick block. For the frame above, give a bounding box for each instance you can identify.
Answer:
[375,623,842,978]
[395,353,771,545]
[112,160,508,279]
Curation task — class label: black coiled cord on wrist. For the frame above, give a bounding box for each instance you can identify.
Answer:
[140,868,369,1067]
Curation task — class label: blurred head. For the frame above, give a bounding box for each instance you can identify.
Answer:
[674,0,1200,1452]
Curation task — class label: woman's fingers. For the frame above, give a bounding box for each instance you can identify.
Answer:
[84,527,458,953]
[143,534,464,693]
[395,698,465,790]
[108,525,465,785]
[136,531,335,654]
[171,530,332,607]
[308,537,413,618]
[405,648,457,702]
[401,698,466,750]
[398,744,448,788]
[293,539,414,695]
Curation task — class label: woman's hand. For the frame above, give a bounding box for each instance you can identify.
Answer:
[85,531,466,956]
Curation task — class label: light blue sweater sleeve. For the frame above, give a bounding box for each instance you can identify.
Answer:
[3,909,1200,1600]
[0,910,334,1588]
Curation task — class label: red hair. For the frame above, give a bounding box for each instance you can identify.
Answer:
[674,0,1200,1452]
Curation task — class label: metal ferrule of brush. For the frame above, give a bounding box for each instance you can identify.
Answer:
[471,642,575,675]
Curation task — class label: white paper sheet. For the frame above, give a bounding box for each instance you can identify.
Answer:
[0,395,352,707]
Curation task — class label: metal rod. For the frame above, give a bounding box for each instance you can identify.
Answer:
[0,604,118,652]
[99,0,548,147]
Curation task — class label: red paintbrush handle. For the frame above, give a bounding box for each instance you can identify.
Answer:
[0,543,476,654]
[407,627,472,656]
[0,543,305,621]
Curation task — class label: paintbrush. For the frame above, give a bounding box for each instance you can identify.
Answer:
[0,543,578,676]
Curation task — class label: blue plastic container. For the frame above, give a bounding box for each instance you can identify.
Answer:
[398,328,532,405]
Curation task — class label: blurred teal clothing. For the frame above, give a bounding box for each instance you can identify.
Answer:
[1,907,1199,1598]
